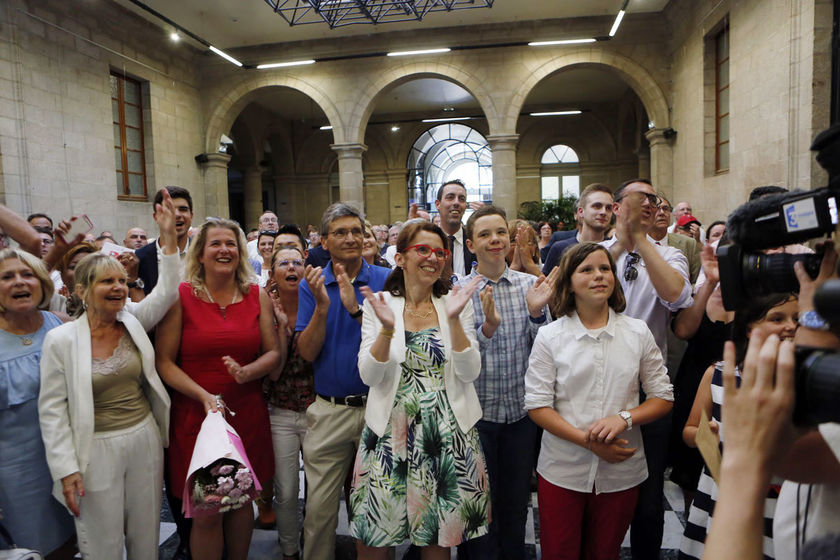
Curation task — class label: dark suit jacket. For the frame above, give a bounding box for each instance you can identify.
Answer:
[455,227,476,276]
[305,244,331,269]
[547,230,577,248]
[135,242,158,296]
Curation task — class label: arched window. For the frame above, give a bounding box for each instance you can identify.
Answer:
[406,124,492,222]
[540,144,580,201]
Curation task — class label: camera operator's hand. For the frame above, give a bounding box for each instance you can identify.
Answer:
[704,329,796,560]
[794,241,839,347]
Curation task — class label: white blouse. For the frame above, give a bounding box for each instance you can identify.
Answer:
[524,309,673,494]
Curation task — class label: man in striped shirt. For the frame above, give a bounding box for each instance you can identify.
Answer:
[457,205,559,559]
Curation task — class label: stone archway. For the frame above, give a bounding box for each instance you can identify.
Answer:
[347,62,500,145]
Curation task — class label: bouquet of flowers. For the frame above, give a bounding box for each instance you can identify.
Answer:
[182,408,262,517]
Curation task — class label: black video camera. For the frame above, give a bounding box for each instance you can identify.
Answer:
[717,123,840,425]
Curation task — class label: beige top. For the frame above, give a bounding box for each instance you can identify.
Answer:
[91,334,150,432]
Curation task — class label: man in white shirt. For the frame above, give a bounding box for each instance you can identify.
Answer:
[605,178,693,560]
[246,211,279,260]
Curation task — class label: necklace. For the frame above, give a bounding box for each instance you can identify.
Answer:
[203,286,239,319]
[406,302,433,319]
[18,335,33,346]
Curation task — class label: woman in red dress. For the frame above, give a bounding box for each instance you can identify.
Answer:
[156,217,284,560]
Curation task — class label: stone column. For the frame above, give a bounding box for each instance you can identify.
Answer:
[637,152,651,182]
[487,134,520,218]
[331,143,367,212]
[515,164,542,205]
[243,166,264,230]
[198,153,232,219]
[386,168,409,223]
[644,128,675,194]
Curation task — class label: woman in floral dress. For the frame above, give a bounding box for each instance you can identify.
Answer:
[351,219,489,559]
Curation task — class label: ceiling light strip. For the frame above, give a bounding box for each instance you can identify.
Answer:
[528,39,596,46]
[257,60,316,69]
[530,111,582,116]
[210,46,244,67]
[421,117,472,123]
[387,48,451,57]
[609,0,629,37]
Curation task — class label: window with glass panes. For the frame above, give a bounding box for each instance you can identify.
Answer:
[111,72,147,198]
[715,26,730,173]
[540,144,580,201]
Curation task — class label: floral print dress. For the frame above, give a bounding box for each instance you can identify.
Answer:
[350,327,490,548]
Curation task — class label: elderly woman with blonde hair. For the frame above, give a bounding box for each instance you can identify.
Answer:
[38,189,181,558]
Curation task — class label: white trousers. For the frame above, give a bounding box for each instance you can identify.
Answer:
[74,413,163,560]
[269,406,308,556]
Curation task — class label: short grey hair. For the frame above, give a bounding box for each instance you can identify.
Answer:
[320,203,364,236]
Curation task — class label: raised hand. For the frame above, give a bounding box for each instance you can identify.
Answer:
[118,252,139,282]
[268,290,290,336]
[360,285,395,329]
[445,274,483,320]
[526,266,560,316]
[304,265,330,309]
[700,243,719,286]
[479,285,500,328]
[54,218,85,248]
[333,262,359,314]
[153,188,177,250]
[589,439,637,463]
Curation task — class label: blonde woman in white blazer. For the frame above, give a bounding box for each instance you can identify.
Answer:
[349,220,490,559]
[38,191,180,559]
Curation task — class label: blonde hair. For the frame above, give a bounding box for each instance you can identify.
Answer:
[184,218,254,295]
[0,249,54,312]
[72,253,127,314]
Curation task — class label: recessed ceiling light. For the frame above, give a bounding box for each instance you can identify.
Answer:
[528,39,596,46]
[256,60,316,69]
[391,125,400,132]
[387,48,451,57]
[170,32,180,42]
[209,46,243,67]
[529,111,582,117]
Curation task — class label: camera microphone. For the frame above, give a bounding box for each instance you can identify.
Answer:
[727,189,838,251]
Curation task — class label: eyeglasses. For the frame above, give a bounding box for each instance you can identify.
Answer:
[328,227,364,239]
[624,252,641,282]
[657,204,672,213]
[616,192,661,208]
[276,259,304,268]
[405,244,451,260]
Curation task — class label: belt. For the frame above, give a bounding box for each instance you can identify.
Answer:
[317,393,367,407]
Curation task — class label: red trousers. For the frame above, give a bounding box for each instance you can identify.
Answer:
[537,475,639,560]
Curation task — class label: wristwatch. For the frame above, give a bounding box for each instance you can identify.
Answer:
[349,306,363,319]
[799,310,830,331]
[618,410,633,430]
[127,278,144,289]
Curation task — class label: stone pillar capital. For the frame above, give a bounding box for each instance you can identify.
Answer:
[486,134,520,151]
[331,143,368,159]
[198,152,232,170]
[644,128,676,147]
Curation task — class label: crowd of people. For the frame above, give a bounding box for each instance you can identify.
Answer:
[0,176,837,560]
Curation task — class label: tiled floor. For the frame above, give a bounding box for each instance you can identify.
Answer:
[158,469,688,559]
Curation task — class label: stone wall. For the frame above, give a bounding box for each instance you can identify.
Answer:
[0,0,206,235]
[665,0,832,225]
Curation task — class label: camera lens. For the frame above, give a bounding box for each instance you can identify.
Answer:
[741,253,821,296]
[795,350,840,425]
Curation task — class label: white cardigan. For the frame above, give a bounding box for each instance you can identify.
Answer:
[38,253,180,506]
[358,291,483,437]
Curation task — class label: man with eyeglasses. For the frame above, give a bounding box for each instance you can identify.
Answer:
[247,210,280,260]
[296,202,391,560]
[603,178,692,560]
[667,200,706,243]
[648,195,701,284]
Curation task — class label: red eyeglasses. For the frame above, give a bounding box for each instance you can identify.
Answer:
[404,244,451,260]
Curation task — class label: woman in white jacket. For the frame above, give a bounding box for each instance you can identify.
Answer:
[38,191,180,559]
[349,219,488,560]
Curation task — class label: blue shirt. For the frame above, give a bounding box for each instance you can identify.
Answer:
[459,267,549,423]
[296,259,391,397]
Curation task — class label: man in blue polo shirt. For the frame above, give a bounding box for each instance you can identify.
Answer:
[296,202,391,560]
